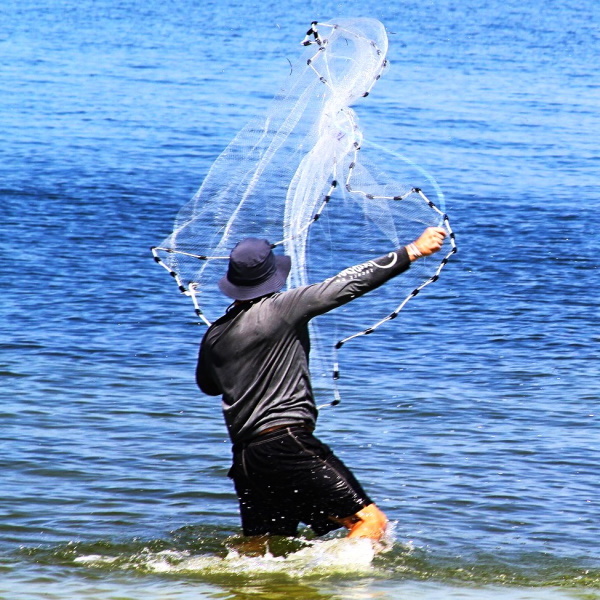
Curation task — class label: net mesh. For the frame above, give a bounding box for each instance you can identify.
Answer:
[153,18,455,400]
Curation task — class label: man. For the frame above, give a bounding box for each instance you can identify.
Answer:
[196,226,446,542]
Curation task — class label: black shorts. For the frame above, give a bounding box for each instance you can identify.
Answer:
[228,426,372,537]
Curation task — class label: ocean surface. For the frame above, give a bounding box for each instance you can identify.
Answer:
[1,0,599,599]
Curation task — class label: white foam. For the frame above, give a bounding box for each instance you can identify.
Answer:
[74,538,379,577]
[167,538,377,576]
[74,554,118,565]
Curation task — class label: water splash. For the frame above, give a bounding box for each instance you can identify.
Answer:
[19,530,600,589]
[73,537,379,577]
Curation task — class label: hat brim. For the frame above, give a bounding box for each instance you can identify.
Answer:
[218,255,292,300]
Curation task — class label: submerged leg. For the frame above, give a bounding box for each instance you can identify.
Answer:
[333,503,388,540]
[230,534,270,556]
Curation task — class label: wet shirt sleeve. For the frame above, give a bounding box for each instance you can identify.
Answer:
[275,247,411,324]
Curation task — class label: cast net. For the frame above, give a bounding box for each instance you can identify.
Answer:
[152,18,456,403]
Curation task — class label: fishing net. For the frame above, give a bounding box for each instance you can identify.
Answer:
[153,18,456,402]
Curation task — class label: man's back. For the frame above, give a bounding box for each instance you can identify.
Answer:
[197,290,317,443]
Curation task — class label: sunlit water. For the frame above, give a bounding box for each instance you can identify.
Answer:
[1,0,599,598]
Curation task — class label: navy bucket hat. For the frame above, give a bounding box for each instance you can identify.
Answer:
[218,238,291,300]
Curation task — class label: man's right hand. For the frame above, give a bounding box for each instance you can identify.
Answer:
[406,227,447,261]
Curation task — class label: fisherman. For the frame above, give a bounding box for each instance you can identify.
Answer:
[196,226,446,542]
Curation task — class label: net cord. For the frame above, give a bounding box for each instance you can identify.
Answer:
[320,192,456,409]
[151,21,389,321]
[299,22,457,407]
[151,246,212,326]
[152,20,456,407]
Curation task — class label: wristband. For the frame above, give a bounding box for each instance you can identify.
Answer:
[407,242,423,259]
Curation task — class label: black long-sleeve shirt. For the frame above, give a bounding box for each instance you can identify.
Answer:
[196,247,411,444]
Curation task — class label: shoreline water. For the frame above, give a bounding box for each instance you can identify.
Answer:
[7,529,599,599]
[2,0,599,598]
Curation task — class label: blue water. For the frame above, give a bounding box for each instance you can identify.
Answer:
[1,0,599,598]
